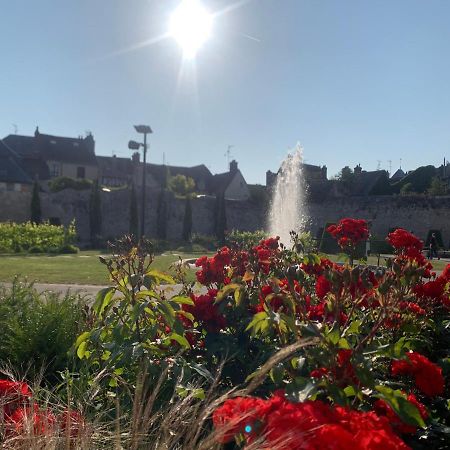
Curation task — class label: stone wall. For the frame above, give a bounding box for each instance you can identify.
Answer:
[307,195,450,243]
[1,189,449,245]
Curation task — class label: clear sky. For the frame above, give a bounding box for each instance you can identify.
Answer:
[1,0,450,183]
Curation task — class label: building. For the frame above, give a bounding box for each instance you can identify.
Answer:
[97,155,134,187]
[2,128,98,181]
[210,160,250,200]
[0,140,33,192]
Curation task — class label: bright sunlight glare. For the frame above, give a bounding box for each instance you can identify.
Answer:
[169,0,213,59]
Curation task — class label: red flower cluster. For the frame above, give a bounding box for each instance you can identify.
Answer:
[374,393,428,434]
[183,289,226,332]
[195,247,231,285]
[213,392,410,449]
[0,379,84,438]
[254,237,280,274]
[391,352,445,397]
[327,218,369,250]
[387,229,423,252]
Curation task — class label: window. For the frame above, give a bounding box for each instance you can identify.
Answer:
[50,164,60,177]
[77,166,85,179]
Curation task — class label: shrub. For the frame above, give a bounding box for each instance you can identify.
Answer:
[0,280,88,383]
[48,176,92,192]
[0,221,76,254]
[191,233,217,251]
[226,229,267,248]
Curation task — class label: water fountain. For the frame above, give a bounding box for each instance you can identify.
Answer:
[268,143,307,246]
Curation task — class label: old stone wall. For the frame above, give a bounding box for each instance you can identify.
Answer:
[307,195,450,243]
[1,189,449,245]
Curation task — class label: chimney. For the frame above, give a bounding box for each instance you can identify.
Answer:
[132,152,140,164]
[34,126,40,137]
[230,159,238,174]
[354,164,362,175]
[84,133,95,154]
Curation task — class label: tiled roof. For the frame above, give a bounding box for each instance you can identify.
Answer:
[0,140,33,184]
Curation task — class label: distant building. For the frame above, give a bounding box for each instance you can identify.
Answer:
[210,160,250,200]
[390,168,406,182]
[2,128,98,181]
[266,163,327,188]
[97,155,134,187]
[0,140,33,191]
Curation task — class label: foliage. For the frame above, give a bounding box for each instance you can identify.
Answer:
[0,280,88,382]
[48,176,92,193]
[30,181,41,224]
[369,171,392,195]
[400,182,414,195]
[89,179,102,245]
[192,233,218,251]
[169,174,195,196]
[226,229,268,248]
[392,165,437,194]
[428,176,448,196]
[335,166,356,191]
[0,221,76,253]
[248,184,269,207]
[129,183,139,238]
[182,196,193,241]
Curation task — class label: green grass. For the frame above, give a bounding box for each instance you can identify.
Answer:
[0,251,204,285]
[327,253,448,272]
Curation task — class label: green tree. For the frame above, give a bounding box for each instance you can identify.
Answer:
[400,182,414,195]
[156,189,168,239]
[168,174,195,196]
[428,176,448,196]
[129,183,139,238]
[182,196,193,242]
[30,181,41,224]
[214,193,227,243]
[336,166,355,191]
[89,179,102,244]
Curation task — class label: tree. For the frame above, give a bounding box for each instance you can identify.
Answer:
[336,166,355,191]
[400,182,414,195]
[214,193,227,243]
[129,183,139,238]
[182,196,193,241]
[89,179,102,244]
[169,174,195,196]
[428,177,448,196]
[156,189,168,239]
[30,181,41,224]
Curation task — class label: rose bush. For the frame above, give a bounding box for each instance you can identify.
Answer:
[71,226,448,448]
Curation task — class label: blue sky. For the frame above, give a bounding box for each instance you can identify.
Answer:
[1,0,449,183]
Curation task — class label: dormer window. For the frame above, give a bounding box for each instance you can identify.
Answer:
[50,140,57,144]
[73,142,79,147]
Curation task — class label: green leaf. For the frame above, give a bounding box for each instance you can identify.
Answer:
[171,295,195,306]
[145,270,175,285]
[245,311,268,333]
[168,332,190,349]
[75,331,90,349]
[93,287,115,317]
[326,326,341,345]
[215,283,241,303]
[77,341,88,360]
[375,386,426,428]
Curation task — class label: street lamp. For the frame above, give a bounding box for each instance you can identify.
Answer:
[128,124,153,239]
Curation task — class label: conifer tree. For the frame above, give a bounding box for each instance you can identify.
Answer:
[30,181,41,224]
[182,195,193,241]
[89,179,102,244]
[129,183,139,238]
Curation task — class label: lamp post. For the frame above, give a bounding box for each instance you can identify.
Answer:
[128,125,152,239]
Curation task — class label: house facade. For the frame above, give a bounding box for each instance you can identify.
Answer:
[0,140,33,192]
[211,160,250,200]
[2,128,98,182]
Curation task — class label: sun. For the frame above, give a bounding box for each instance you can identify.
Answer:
[169,0,213,59]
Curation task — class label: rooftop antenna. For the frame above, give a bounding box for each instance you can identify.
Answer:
[377,160,382,171]
[163,152,166,165]
[388,160,392,175]
[225,145,234,170]
[400,158,402,170]
[12,124,18,134]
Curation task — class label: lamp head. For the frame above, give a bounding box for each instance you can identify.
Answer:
[128,140,141,150]
[134,125,152,134]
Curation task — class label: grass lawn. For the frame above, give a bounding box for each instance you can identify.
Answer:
[327,253,448,272]
[0,251,204,285]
